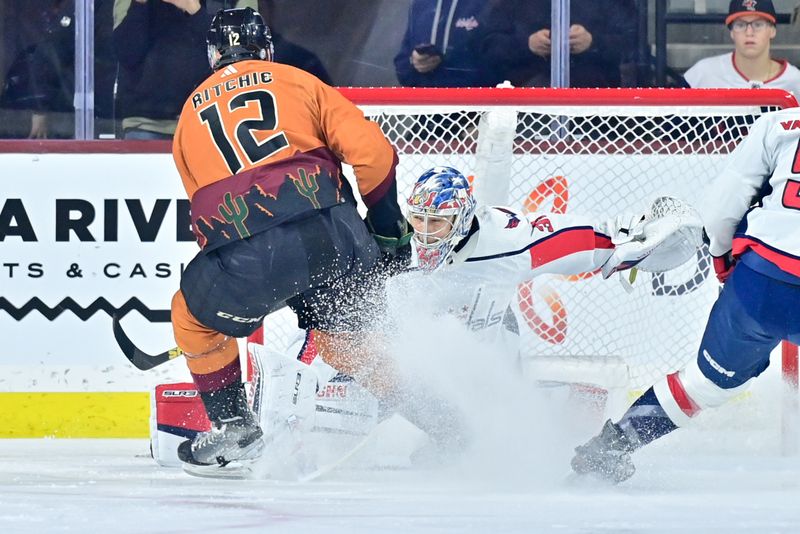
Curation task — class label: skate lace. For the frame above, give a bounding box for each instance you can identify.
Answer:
[193,424,227,450]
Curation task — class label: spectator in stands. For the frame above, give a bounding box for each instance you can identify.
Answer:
[392,1,499,142]
[0,0,75,138]
[394,0,497,88]
[0,0,116,139]
[474,0,636,88]
[257,0,333,85]
[683,0,800,94]
[113,0,213,140]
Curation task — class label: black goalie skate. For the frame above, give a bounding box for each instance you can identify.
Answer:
[571,419,637,484]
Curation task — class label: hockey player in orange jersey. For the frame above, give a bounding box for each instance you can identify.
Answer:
[170,7,410,472]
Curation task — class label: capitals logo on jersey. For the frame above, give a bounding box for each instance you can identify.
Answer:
[495,207,521,229]
[449,288,504,331]
[532,215,554,233]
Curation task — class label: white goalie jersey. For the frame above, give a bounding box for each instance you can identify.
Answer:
[703,107,800,279]
[388,206,614,342]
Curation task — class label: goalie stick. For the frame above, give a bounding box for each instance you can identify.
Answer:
[112,314,182,371]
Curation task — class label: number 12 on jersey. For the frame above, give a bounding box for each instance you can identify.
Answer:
[199,89,289,175]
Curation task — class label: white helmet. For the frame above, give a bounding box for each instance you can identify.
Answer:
[406,166,476,271]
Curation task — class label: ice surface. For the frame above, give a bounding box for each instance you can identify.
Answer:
[2,387,800,534]
[3,302,798,532]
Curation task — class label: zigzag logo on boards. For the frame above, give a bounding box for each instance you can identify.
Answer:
[0,297,170,323]
[1,195,197,324]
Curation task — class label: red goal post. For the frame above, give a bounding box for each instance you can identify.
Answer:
[334,87,799,398]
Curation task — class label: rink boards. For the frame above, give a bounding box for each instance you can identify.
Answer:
[1,149,717,437]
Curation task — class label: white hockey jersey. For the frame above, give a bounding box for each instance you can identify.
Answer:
[387,206,613,342]
[703,107,800,278]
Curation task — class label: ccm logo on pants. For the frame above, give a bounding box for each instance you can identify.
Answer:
[216,311,265,324]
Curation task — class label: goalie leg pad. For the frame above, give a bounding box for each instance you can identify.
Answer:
[250,342,324,477]
[249,342,320,437]
[150,382,211,467]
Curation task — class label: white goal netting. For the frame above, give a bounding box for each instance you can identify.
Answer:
[263,87,797,393]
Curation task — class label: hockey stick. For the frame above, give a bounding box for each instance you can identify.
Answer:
[112,314,182,371]
[618,266,639,294]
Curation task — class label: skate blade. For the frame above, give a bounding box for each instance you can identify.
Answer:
[182,460,256,480]
[181,439,265,480]
[564,470,626,488]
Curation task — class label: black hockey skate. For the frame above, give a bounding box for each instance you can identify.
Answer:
[571,419,637,484]
[178,415,264,467]
[178,382,265,478]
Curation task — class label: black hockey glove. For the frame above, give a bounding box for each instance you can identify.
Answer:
[363,179,413,274]
[363,211,413,274]
[369,221,413,275]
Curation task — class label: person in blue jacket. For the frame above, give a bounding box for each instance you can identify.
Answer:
[394,0,497,88]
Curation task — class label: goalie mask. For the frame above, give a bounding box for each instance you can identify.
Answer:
[407,166,476,271]
[207,7,273,71]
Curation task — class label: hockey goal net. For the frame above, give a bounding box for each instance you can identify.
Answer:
[263,87,798,398]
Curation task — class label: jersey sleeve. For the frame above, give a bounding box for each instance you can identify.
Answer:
[171,113,198,200]
[315,82,405,239]
[315,83,398,207]
[521,211,615,278]
[701,113,775,257]
[472,208,613,280]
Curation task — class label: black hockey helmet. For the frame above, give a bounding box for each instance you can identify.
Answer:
[207,7,273,71]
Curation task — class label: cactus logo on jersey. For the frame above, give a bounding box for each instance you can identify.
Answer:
[218,192,251,238]
[288,166,322,209]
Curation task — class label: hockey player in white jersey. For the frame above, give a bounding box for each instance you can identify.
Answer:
[372,166,702,462]
[397,166,703,349]
[218,166,703,477]
[572,107,800,484]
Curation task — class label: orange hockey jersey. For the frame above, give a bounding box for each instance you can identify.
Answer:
[172,60,398,251]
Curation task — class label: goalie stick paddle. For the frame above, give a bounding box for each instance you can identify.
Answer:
[112,314,182,371]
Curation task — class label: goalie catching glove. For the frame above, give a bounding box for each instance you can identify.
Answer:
[600,196,703,279]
